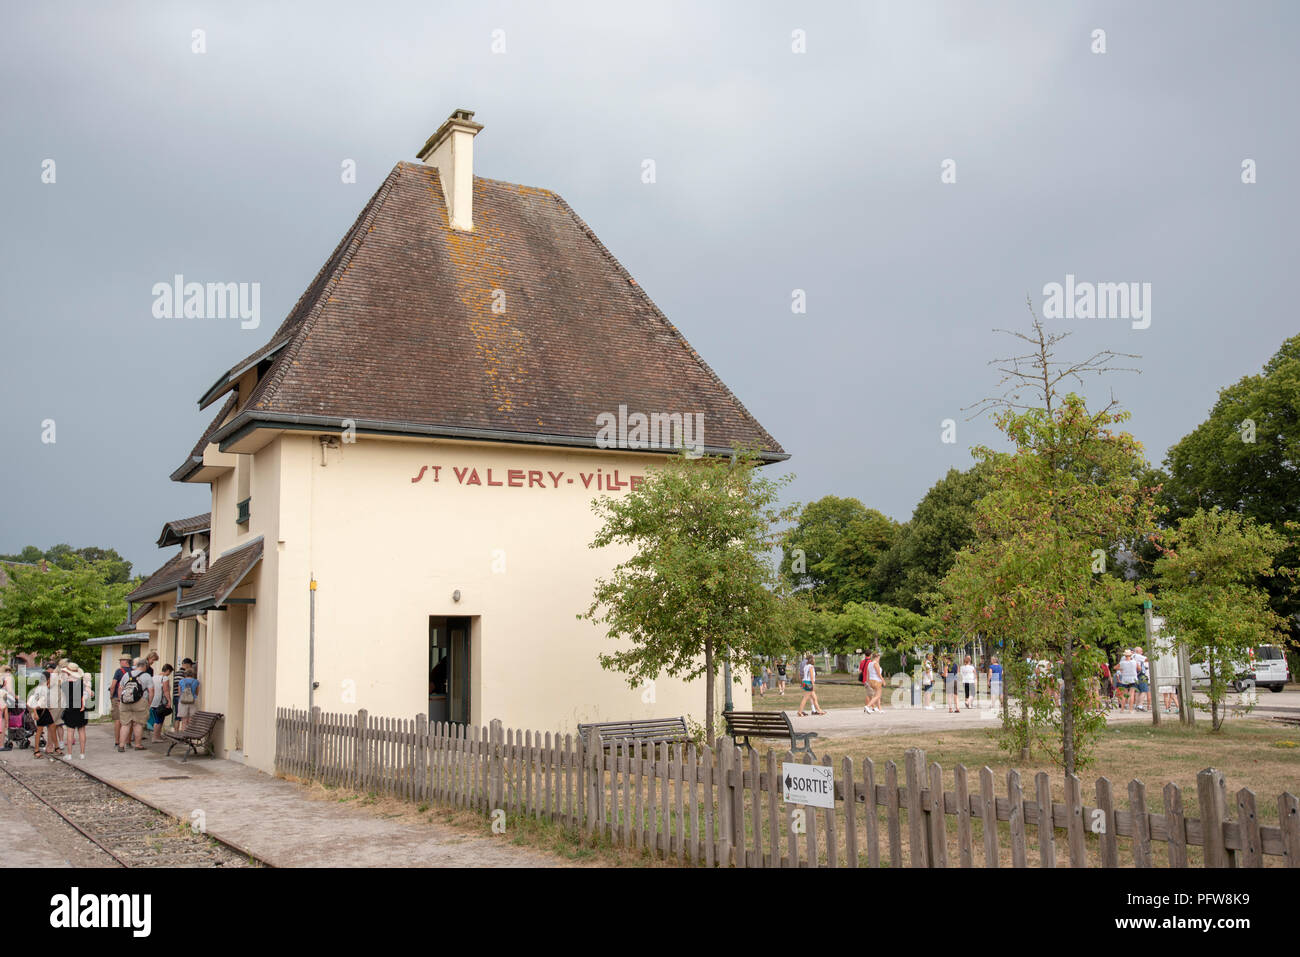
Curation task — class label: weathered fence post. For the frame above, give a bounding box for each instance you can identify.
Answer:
[356,709,368,791]
[904,748,928,867]
[586,731,601,838]
[489,719,503,813]
[309,705,321,775]
[1196,768,1231,867]
[1278,792,1299,868]
[415,713,428,803]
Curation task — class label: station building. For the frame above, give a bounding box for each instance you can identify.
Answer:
[97,111,785,772]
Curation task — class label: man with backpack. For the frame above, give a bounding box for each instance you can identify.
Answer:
[176,666,201,732]
[116,658,153,752]
[109,653,132,744]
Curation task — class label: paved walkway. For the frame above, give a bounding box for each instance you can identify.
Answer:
[0,788,70,866]
[71,724,566,867]
[785,687,1292,738]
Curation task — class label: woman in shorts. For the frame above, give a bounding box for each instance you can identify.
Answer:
[774,660,787,695]
[797,655,825,716]
[28,672,55,757]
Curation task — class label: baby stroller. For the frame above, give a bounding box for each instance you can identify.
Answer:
[4,708,36,750]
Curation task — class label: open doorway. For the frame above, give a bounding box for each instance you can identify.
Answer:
[429,616,471,725]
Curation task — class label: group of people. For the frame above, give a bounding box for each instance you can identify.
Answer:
[111,652,201,753]
[751,660,789,697]
[1097,646,1168,712]
[0,652,202,760]
[1,660,92,758]
[917,654,1002,713]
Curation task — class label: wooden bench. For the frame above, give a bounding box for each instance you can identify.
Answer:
[577,717,688,749]
[164,711,223,761]
[723,710,818,758]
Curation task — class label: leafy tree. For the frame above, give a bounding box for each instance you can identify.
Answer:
[1153,507,1288,731]
[871,462,993,612]
[832,602,935,658]
[938,316,1158,773]
[0,545,133,584]
[581,450,796,743]
[780,497,898,608]
[0,559,128,669]
[1159,334,1300,646]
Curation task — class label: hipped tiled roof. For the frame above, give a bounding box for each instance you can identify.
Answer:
[177,161,783,469]
[156,513,211,548]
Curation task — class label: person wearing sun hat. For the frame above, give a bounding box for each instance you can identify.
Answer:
[110,652,133,743]
[58,662,90,759]
[1117,649,1139,711]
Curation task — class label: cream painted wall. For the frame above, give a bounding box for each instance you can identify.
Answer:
[232,432,749,773]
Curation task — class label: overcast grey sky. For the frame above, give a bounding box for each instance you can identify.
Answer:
[1,1,1296,576]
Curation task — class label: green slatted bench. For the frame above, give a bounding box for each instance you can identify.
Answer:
[723,710,817,758]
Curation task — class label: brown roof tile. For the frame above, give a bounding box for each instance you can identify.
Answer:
[175,538,263,614]
[156,513,211,548]
[126,551,200,602]
[181,162,783,463]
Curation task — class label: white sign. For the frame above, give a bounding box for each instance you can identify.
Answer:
[782,762,834,809]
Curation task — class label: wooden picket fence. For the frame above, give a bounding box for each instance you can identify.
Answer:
[275,707,1299,867]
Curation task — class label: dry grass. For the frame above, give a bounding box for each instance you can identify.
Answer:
[285,774,682,867]
[811,719,1299,824]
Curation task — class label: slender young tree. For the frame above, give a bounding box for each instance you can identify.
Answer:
[581,449,795,743]
[939,312,1160,772]
[1154,507,1288,731]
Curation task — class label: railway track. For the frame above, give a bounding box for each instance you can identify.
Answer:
[0,754,262,868]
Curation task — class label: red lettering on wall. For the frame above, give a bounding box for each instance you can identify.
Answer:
[486,469,503,487]
[411,465,428,483]
[629,475,643,490]
[453,466,469,484]
[508,469,525,488]
[580,473,595,489]
[466,469,482,486]
[528,470,544,488]
[548,471,564,488]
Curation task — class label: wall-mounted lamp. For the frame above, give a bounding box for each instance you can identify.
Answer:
[452,589,462,603]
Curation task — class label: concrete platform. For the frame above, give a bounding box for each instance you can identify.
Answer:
[72,724,566,867]
[0,788,71,866]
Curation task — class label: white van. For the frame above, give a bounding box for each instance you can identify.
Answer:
[1250,644,1291,693]
[1189,645,1291,693]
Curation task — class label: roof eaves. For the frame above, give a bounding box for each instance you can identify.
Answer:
[211,410,791,463]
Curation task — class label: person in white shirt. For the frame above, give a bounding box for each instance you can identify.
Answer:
[960,656,977,708]
[1132,646,1150,712]
[863,653,884,713]
[1117,650,1139,711]
[797,655,824,716]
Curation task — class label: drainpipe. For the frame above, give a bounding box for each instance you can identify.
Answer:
[308,575,317,713]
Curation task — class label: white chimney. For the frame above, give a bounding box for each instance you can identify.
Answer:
[417,108,483,231]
